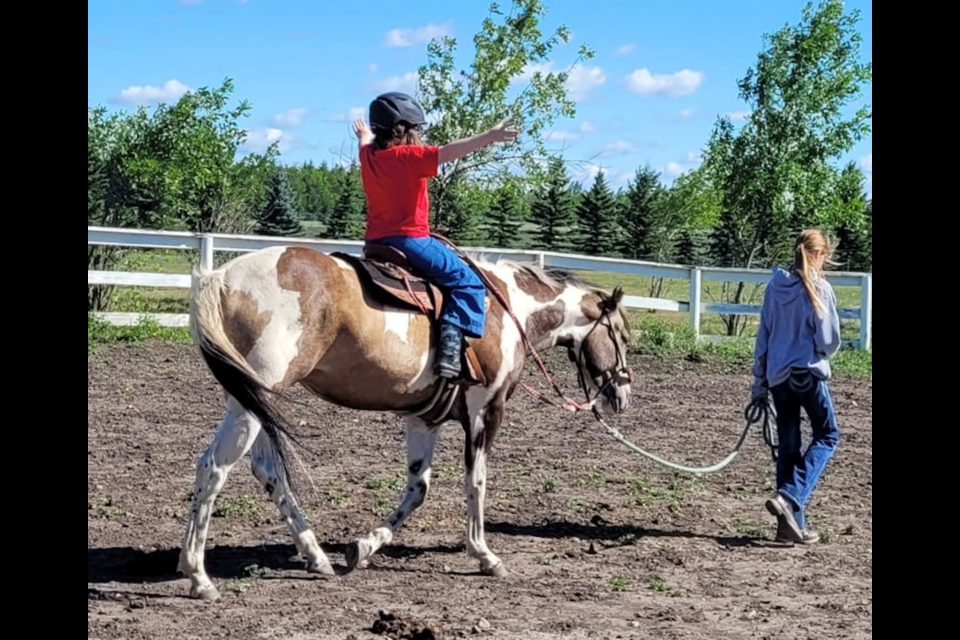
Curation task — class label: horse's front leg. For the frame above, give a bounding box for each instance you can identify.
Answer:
[345,417,440,572]
[463,391,508,577]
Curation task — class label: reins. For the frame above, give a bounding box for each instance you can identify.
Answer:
[430,233,778,476]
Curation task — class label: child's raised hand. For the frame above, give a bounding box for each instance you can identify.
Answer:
[489,119,519,143]
[353,118,371,140]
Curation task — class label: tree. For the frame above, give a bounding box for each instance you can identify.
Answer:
[257,168,304,237]
[87,78,277,311]
[617,165,663,259]
[574,170,619,256]
[483,178,527,248]
[326,165,366,239]
[833,162,871,271]
[530,156,577,252]
[417,0,594,233]
[700,0,872,334]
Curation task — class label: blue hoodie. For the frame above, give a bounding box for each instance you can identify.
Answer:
[751,266,841,398]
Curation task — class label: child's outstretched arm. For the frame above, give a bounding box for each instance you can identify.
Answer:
[438,119,518,165]
[353,118,374,148]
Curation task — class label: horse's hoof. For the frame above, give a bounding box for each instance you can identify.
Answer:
[307,560,335,576]
[190,584,221,601]
[482,562,508,578]
[344,542,361,572]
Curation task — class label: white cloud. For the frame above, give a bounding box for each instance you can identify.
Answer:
[597,140,641,156]
[243,127,296,153]
[579,121,596,133]
[625,68,704,97]
[382,21,453,47]
[571,163,633,189]
[370,72,419,94]
[545,130,579,142]
[112,79,192,106]
[566,65,606,101]
[326,107,367,123]
[858,153,872,174]
[660,151,703,181]
[667,108,695,121]
[513,62,604,101]
[273,108,309,128]
[726,110,752,122]
[615,43,634,56]
[663,162,688,178]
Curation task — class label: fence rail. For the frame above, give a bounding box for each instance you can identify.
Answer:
[88,226,873,350]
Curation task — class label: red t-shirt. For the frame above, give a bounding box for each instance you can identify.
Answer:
[358,143,439,240]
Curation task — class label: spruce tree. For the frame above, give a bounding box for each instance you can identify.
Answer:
[256,169,303,237]
[574,170,619,256]
[531,157,577,252]
[483,181,526,248]
[617,165,662,259]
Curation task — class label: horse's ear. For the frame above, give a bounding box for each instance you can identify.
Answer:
[602,286,624,312]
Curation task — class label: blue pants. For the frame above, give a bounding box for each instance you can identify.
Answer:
[368,235,487,338]
[770,369,840,530]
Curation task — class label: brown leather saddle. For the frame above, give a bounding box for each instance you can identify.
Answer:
[331,243,486,386]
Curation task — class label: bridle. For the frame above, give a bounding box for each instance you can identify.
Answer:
[568,308,632,416]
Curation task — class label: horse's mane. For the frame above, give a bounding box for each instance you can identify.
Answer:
[495,259,605,295]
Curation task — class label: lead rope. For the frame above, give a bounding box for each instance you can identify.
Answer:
[429,234,778,475]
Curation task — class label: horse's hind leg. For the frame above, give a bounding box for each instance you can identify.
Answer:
[178,397,261,600]
[345,417,440,571]
[250,431,334,575]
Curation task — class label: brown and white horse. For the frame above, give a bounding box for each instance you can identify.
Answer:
[179,243,633,600]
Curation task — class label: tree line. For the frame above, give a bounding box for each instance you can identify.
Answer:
[89,0,871,331]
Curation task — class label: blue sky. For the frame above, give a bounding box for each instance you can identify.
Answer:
[88,0,872,197]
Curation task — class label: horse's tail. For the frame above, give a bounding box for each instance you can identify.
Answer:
[189,263,306,499]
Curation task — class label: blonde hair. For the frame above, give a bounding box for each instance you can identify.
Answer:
[372,123,423,151]
[792,228,837,318]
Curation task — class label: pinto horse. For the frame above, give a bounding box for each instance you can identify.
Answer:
[178,239,634,600]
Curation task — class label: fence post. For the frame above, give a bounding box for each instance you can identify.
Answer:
[200,234,214,272]
[689,267,702,341]
[859,273,872,351]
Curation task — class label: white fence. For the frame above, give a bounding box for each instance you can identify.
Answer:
[88,225,873,351]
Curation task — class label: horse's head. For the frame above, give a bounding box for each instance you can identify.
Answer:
[566,285,633,415]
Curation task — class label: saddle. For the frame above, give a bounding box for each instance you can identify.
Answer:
[331,243,486,386]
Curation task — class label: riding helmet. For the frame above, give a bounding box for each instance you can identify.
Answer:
[369,91,426,131]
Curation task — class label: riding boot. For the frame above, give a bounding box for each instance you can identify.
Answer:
[435,323,463,379]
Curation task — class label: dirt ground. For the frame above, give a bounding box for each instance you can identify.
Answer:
[88,340,872,640]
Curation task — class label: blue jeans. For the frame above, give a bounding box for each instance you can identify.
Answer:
[368,235,487,338]
[770,369,840,530]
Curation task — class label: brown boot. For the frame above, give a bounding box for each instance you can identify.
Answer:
[765,493,804,543]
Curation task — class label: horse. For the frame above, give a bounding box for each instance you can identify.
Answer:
[178,238,634,600]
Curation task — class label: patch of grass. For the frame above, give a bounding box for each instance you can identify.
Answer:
[432,463,459,479]
[88,313,191,353]
[365,475,406,493]
[609,575,631,592]
[213,495,262,519]
[533,554,555,566]
[728,515,767,538]
[88,496,125,519]
[325,490,348,507]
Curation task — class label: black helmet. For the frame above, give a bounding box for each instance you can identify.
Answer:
[369,91,426,131]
